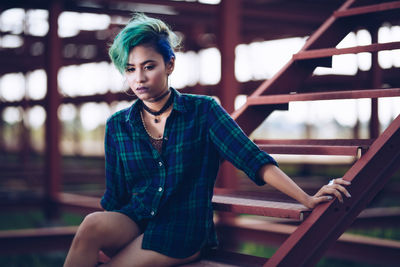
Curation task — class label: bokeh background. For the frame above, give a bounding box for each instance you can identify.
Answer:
[1,0,399,266]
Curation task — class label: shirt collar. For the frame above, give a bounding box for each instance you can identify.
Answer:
[125,87,187,123]
[171,87,187,114]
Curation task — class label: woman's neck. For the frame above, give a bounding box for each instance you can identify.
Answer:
[142,89,171,112]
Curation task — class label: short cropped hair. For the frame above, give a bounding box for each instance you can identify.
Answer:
[109,13,181,73]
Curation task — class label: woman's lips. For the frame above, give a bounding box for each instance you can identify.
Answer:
[136,86,149,94]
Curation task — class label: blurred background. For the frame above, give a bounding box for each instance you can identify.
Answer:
[0,0,399,266]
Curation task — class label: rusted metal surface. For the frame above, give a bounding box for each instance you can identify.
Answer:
[254,139,374,146]
[0,226,77,254]
[293,41,400,60]
[352,207,400,228]
[2,208,399,264]
[247,88,400,105]
[7,86,397,110]
[44,0,62,219]
[369,24,382,139]
[265,114,400,266]
[58,191,310,221]
[58,192,102,213]
[215,0,241,191]
[254,139,373,156]
[212,194,310,220]
[257,144,361,156]
[217,0,240,114]
[216,218,400,266]
[231,0,359,135]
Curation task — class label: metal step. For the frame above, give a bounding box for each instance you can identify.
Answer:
[254,139,373,156]
[0,226,77,254]
[247,88,400,105]
[59,192,310,221]
[293,42,400,61]
[216,217,400,267]
[213,190,310,221]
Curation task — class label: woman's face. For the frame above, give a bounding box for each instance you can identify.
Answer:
[125,45,174,102]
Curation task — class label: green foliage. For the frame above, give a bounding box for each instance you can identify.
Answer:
[0,209,84,230]
[0,210,84,266]
[240,242,276,258]
[0,210,45,230]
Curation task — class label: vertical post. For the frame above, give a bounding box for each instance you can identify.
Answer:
[0,107,4,152]
[20,74,30,172]
[369,24,381,139]
[218,0,240,114]
[216,0,241,190]
[73,105,82,155]
[44,0,62,219]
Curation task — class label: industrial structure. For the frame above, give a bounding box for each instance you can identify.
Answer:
[1,0,400,266]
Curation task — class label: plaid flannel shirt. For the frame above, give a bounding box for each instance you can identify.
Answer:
[100,88,277,258]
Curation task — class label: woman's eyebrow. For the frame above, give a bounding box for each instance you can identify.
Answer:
[126,59,157,66]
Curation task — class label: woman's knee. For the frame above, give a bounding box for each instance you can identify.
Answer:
[74,211,141,251]
[75,212,109,244]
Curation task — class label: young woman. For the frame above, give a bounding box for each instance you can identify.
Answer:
[64,13,351,267]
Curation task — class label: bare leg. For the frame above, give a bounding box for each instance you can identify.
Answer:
[64,211,141,267]
[101,234,201,267]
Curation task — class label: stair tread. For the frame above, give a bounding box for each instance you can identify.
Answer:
[213,190,310,220]
[254,139,374,146]
[254,139,371,156]
[247,88,400,105]
[293,42,400,60]
[59,192,102,211]
[257,144,361,156]
[59,192,309,220]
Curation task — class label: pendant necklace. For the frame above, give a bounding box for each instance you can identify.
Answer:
[142,91,173,123]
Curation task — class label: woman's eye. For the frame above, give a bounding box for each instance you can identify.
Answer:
[126,67,135,72]
[145,65,155,70]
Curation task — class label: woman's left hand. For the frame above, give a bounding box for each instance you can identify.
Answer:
[305,178,351,209]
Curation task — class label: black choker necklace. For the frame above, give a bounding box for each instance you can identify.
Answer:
[142,91,173,123]
[147,89,171,103]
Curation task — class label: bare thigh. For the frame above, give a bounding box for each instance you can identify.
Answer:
[82,211,142,256]
[102,234,201,267]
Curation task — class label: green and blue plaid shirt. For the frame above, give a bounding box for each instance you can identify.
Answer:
[100,88,277,258]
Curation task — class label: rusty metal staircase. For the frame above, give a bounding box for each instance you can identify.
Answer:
[213,0,400,266]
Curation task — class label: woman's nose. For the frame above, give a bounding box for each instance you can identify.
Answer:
[135,70,146,83]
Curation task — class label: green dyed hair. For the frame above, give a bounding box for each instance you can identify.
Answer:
[109,13,181,73]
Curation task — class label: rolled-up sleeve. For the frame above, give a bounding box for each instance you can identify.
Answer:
[208,99,278,186]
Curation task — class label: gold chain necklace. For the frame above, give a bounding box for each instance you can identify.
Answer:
[140,111,163,140]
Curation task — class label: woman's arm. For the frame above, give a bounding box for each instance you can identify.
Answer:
[259,164,351,209]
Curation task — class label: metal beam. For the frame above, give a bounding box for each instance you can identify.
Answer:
[215,0,241,191]
[265,114,400,266]
[369,23,382,139]
[216,218,400,266]
[44,0,62,219]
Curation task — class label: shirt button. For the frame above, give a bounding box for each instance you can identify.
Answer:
[158,161,163,167]
[150,211,155,216]
[158,187,163,192]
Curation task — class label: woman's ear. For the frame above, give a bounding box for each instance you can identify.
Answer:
[166,57,175,75]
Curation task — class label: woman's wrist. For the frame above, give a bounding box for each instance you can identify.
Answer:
[302,194,314,209]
